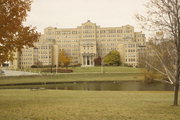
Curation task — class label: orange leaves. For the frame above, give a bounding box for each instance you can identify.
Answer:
[0,0,40,64]
[59,49,71,67]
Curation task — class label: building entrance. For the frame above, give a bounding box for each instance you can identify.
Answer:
[82,55,95,66]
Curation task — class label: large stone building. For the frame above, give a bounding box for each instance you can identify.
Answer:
[12,20,146,69]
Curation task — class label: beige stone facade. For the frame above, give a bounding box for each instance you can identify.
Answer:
[12,20,146,69]
[118,41,146,67]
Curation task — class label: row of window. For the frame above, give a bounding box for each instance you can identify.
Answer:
[98,39,118,42]
[21,62,33,65]
[99,43,118,46]
[38,51,50,54]
[83,35,95,38]
[39,56,50,59]
[83,26,95,29]
[57,35,80,38]
[83,46,94,50]
[99,48,117,51]
[38,46,51,49]
[83,30,94,33]
[126,54,136,57]
[47,30,138,36]
[56,34,122,39]
[21,58,33,60]
[126,49,136,52]
[127,63,137,67]
[23,50,33,52]
[126,58,136,62]
[97,30,133,34]
[70,53,79,56]
[135,34,145,37]
[57,39,79,42]
[53,31,79,35]
[21,54,32,56]
[126,44,136,48]
[46,34,143,40]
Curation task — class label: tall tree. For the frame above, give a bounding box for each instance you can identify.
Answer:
[0,0,40,65]
[136,0,180,106]
[59,49,71,68]
[103,50,121,66]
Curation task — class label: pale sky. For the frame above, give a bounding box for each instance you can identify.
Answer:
[25,0,147,33]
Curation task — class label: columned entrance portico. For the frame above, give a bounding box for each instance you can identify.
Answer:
[82,54,95,66]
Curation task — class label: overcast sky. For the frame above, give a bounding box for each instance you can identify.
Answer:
[25,0,147,33]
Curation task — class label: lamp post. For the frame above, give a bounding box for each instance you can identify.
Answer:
[101,58,104,73]
[56,62,58,74]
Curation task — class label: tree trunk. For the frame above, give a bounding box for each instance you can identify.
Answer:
[174,50,180,106]
[174,83,179,106]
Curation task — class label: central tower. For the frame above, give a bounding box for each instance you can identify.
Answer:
[80,20,97,66]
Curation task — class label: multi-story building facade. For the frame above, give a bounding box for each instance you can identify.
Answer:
[12,20,146,69]
[118,42,146,67]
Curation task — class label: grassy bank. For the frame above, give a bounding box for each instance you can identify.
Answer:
[0,73,144,85]
[22,66,141,73]
[0,90,179,120]
[72,66,141,73]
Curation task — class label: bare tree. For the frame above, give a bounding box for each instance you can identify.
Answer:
[136,0,180,106]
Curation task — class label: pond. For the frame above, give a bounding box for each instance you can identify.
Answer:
[0,80,174,91]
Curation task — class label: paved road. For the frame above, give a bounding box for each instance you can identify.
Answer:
[2,70,39,76]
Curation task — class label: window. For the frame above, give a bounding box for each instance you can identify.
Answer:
[100,30,106,33]
[117,30,122,33]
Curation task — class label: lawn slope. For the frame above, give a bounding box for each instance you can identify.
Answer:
[0,90,179,120]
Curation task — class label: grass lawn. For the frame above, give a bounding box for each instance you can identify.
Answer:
[0,90,179,120]
[22,66,142,73]
[72,66,141,73]
[0,73,144,85]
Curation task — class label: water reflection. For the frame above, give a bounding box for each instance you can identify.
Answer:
[44,81,173,91]
[0,81,174,91]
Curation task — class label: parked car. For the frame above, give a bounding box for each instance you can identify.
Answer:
[0,70,5,74]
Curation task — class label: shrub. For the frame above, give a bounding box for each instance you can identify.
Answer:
[94,56,102,66]
[69,63,82,67]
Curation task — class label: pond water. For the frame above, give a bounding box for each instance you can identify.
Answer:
[44,81,174,91]
[0,81,174,91]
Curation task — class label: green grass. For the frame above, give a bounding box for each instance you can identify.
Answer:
[22,66,141,73]
[0,90,179,120]
[0,73,144,85]
[72,66,141,73]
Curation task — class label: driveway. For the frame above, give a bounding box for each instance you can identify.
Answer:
[2,70,39,76]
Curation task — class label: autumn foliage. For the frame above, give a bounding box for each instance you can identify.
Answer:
[59,49,71,68]
[0,0,40,64]
[94,56,102,66]
[103,50,121,66]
